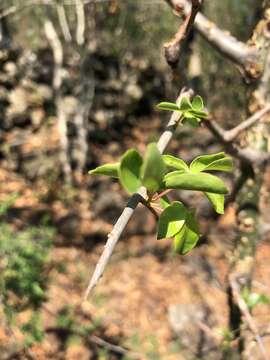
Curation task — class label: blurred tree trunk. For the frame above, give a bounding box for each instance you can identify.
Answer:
[225,4,270,359]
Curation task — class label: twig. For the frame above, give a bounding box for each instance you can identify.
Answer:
[229,276,269,360]
[56,3,72,43]
[89,335,142,358]
[204,108,270,166]
[46,326,142,359]
[84,88,193,299]
[165,0,259,76]
[75,0,85,46]
[44,19,72,182]
[207,105,270,143]
[164,0,202,67]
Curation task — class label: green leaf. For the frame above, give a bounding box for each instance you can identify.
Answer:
[164,172,229,194]
[205,192,225,214]
[242,288,270,311]
[141,143,165,194]
[179,96,192,111]
[173,211,200,255]
[191,95,204,111]
[156,102,181,112]
[189,152,227,173]
[188,109,208,119]
[157,201,187,240]
[182,116,200,128]
[159,195,171,209]
[204,158,233,172]
[89,163,119,178]
[119,149,143,194]
[162,155,189,172]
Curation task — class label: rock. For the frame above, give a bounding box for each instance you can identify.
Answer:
[3,61,17,77]
[168,303,217,356]
[8,87,28,115]
[125,83,143,100]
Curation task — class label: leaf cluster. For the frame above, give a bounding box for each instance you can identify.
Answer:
[89,113,232,255]
[157,95,208,127]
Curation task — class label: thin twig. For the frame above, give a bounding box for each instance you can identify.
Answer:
[229,276,269,360]
[164,0,202,67]
[56,3,72,43]
[207,105,270,143]
[75,0,85,45]
[204,108,270,166]
[84,88,193,299]
[89,335,142,358]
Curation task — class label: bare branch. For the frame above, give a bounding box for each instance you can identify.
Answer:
[44,20,63,91]
[229,276,269,360]
[44,19,72,182]
[164,0,203,67]
[222,105,270,142]
[206,105,270,143]
[84,89,193,299]
[56,3,72,43]
[204,106,270,166]
[165,0,259,75]
[75,0,85,46]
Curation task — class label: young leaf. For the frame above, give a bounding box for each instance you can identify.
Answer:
[162,155,189,172]
[164,171,229,194]
[191,95,204,111]
[89,163,119,178]
[179,96,192,111]
[173,211,200,255]
[141,143,165,194]
[119,149,143,194]
[156,102,181,112]
[205,192,225,214]
[203,157,233,172]
[157,201,187,240]
[182,116,200,128]
[189,152,226,173]
[159,195,171,209]
[188,109,208,119]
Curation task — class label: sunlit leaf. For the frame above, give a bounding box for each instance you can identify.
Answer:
[159,195,171,209]
[164,171,229,194]
[179,96,192,111]
[189,152,226,173]
[119,149,143,194]
[173,211,200,255]
[162,155,189,172]
[188,109,208,119]
[204,158,233,172]
[141,143,165,194]
[89,163,119,178]
[192,95,204,111]
[205,192,225,214]
[156,102,181,112]
[157,201,187,240]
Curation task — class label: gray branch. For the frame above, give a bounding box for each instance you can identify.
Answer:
[165,0,259,72]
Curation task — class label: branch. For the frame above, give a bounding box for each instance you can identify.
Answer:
[165,0,259,75]
[229,276,269,360]
[204,105,270,166]
[44,19,72,183]
[164,0,202,67]
[75,0,85,46]
[56,3,72,43]
[84,88,193,299]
